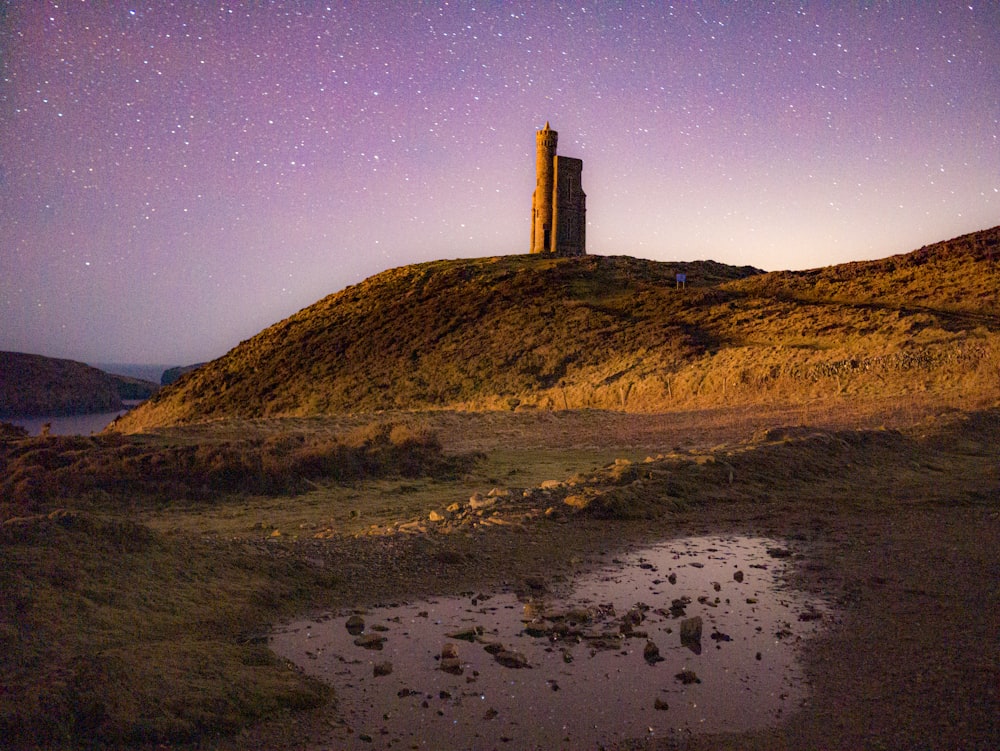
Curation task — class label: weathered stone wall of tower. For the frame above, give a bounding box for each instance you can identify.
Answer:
[530,122,585,256]
[553,156,586,256]
[531,124,558,254]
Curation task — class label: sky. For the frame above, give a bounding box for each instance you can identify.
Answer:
[1,2,998,366]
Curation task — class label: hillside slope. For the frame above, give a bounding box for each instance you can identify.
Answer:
[115,227,1000,432]
[0,352,125,417]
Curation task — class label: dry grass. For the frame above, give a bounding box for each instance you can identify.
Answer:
[114,226,999,431]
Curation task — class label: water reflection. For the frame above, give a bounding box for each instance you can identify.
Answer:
[270,535,829,750]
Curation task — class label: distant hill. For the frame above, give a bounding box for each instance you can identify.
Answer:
[161,363,207,386]
[114,227,1000,432]
[0,353,124,417]
[0,353,160,418]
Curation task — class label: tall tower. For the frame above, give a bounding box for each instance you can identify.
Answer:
[531,122,558,253]
[530,122,586,256]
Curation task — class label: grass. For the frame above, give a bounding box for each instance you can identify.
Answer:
[0,421,478,748]
[2,401,998,748]
[113,226,999,431]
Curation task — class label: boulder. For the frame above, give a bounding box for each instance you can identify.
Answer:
[494,650,529,669]
[644,640,664,664]
[353,633,386,650]
[680,616,703,651]
[345,614,365,635]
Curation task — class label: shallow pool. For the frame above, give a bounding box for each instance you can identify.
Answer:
[270,535,829,750]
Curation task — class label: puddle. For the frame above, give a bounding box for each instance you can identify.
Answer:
[270,536,830,749]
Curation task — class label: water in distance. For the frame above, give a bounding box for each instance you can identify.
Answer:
[270,535,831,750]
[5,400,142,436]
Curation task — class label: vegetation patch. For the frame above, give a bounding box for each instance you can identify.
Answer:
[1,422,475,517]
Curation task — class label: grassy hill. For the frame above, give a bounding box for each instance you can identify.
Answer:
[115,226,1000,432]
[0,353,159,418]
[0,352,125,418]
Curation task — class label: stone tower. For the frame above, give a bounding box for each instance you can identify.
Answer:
[530,122,586,256]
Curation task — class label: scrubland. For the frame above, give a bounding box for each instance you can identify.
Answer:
[2,226,998,749]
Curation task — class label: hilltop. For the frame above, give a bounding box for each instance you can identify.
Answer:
[115,226,1000,432]
[0,352,155,418]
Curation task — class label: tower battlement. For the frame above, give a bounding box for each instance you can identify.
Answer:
[530,123,586,256]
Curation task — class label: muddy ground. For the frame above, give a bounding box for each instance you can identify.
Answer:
[203,404,999,751]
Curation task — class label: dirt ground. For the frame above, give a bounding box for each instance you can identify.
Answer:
[214,403,999,751]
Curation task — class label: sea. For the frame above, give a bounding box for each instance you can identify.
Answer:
[5,402,142,436]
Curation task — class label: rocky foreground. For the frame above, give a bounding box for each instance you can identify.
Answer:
[215,407,999,751]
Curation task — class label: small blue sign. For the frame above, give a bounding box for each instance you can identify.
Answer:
[676,273,686,283]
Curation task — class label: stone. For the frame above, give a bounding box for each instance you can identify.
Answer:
[539,479,563,489]
[373,661,393,677]
[643,640,664,664]
[439,657,463,675]
[734,570,745,582]
[428,510,445,522]
[440,642,459,660]
[487,487,511,497]
[446,626,482,642]
[494,650,529,669]
[354,633,386,650]
[345,615,365,635]
[675,669,701,685]
[469,493,495,510]
[654,697,670,711]
[680,616,703,650]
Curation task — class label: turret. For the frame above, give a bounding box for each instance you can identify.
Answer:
[531,122,558,253]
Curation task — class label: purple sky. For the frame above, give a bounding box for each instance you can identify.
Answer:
[2,2,997,366]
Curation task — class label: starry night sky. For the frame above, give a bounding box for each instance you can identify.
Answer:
[2,2,998,365]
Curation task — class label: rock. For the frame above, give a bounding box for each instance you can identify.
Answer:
[669,597,690,617]
[428,510,445,522]
[522,621,549,638]
[482,641,506,655]
[643,640,664,664]
[668,572,677,585]
[345,615,365,635]
[734,570,744,582]
[494,650,529,669]
[712,581,721,592]
[439,657,463,675]
[563,494,589,508]
[469,493,495,510]
[767,547,793,558]
[675,669,701,685]
[446,502,461,513]
[353,633,386,650]
[654,697,670,711]
[440,642,459,660]
[539,479,563,490]
[710,630,732,642]
[446,626,482,641]
[680,616,703,650]
[487,487,511,497]
[373,661,393,677]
